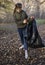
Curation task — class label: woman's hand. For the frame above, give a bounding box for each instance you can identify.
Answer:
[30,16,35,19]
[29,16,35,21]
[23,19,27,24]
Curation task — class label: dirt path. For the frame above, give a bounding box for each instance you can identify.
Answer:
[0,24,45,65]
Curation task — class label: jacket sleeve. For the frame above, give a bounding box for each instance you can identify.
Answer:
[33,19,37,33]
[13,13,19,24]
[22,11,28,19]
[31,19,38,43]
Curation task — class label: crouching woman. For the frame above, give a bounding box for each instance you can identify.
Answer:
[27,16,45,48]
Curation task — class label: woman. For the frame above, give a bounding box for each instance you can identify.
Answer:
[13,3,28,59]
[27,16,45,48]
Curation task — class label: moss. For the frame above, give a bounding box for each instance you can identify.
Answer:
[36,19,45,24]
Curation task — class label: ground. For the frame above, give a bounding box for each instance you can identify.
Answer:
[0,24,45,65]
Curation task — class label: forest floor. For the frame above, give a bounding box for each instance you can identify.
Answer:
[0,24,45,65]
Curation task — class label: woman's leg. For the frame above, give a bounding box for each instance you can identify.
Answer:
[23,37,28,59]
[22,27,28,50]
[18,28,24,45]
[23,27,28,59]
[18,28,28,59]
[18,28,24,49]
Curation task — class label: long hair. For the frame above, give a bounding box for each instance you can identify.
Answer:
[13,3,22,14]
[13,6,16,14]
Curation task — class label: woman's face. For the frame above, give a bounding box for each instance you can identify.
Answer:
[16,8,22,13]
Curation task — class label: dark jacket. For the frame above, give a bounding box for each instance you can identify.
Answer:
[27,18,45,48]
[13,10,28,28]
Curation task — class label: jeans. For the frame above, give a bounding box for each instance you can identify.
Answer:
[18,26,28,50]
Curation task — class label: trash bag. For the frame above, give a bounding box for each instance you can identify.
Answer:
[27,18,45,48]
